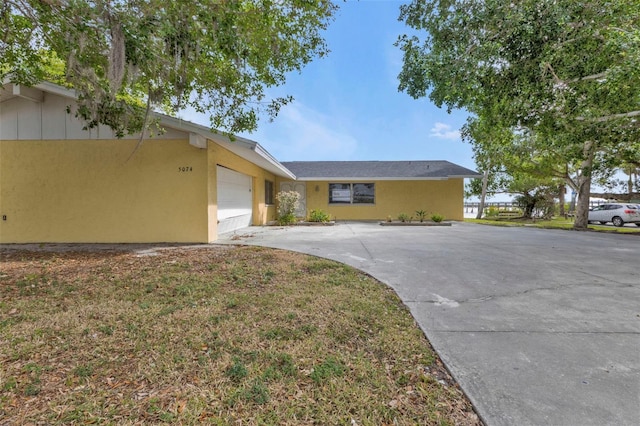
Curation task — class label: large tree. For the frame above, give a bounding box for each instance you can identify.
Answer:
[461,113,513,219]
[396,0,640,229]
[1,0,337,136]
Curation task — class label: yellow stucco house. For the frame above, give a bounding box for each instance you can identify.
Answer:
[0,81,479,243]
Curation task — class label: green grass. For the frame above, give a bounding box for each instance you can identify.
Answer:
[466,217,640,233]
[0,247,479,425]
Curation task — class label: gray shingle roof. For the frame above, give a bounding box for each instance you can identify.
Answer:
[281,161,480,180]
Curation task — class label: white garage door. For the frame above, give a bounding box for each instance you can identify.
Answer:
[217,166,252,234]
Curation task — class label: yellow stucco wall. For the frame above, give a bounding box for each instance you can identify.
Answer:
[207,142,277,240]
[277,179,465,221]
[0,139,209,243]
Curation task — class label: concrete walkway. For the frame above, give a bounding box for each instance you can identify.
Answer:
[218,222,640,426]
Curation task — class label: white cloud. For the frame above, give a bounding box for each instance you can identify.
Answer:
[171,102,358,162]
[430,122,461,140]
[251,102,359,161]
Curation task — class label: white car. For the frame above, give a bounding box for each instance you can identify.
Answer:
[588,203,640,227]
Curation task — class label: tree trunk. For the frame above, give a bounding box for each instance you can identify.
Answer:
[558,184,565,217]
[574,175,592,229]
[476,170,489,219]
[573,141,596,230]
[628,166,633,201]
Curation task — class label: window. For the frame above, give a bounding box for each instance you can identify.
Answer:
[329,183,351,204]
[329,183,374,204]
[265,180,274,205]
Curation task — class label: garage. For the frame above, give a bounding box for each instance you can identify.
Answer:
[216,166,253,235]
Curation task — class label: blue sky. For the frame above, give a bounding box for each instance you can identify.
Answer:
[183,0,476,171]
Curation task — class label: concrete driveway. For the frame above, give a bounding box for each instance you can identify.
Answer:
[218,222,640,426]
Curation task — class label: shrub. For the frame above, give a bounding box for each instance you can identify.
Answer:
[276,191,300,225]
[415,210,427,222]
[308,209,331,223]
[397,213,411,223]
[430,213,444,223]
[277,213,296,225]
[485,206,499,217]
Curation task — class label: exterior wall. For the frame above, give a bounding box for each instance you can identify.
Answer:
[277,179,465,221]
[0,93,186,141]
[0,139,209,243]
[0,89,278,243]
[207,141,277,240]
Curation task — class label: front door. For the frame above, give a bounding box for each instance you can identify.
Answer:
[279,182,307,218]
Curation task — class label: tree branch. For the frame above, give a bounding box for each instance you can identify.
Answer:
[568,72,607,83]
[126,88,153,162]
[577,110,640,122]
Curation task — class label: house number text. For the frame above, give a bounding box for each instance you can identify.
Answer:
[178,166,193,172]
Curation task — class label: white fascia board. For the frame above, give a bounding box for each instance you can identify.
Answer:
[158,114,295,179]
[449,174,483,179]
[294,177,451,181]
[2,79,76,100]
[34,81,78,99]
[252,142,297,180]
[213,136,296,180]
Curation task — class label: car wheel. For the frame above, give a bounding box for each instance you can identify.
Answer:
[612,216,624,227]
[600,221,608,225]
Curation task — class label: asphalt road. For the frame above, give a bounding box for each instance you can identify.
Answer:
[218,222,640,426]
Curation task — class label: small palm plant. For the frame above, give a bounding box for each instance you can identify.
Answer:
[415,210,427,223]
[398,213,411,223]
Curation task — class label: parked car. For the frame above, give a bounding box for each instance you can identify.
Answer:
[588,203,640,227]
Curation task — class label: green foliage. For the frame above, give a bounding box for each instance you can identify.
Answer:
[397,0,640,229]
[308,209,331,223]
[310,357,346,384]
[277,213,296,226]
[73,364,94,378]
[415,210,428,222]
[276,191,300,225]
[513,187,556,219]
[1,1,337,136]
[485,206,499,218]
[226,358,248,382]
[244,379,270,405]
[397,213,411,223]
[430,213,444,223]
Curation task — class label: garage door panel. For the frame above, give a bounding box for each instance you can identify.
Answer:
[217,166,252,234]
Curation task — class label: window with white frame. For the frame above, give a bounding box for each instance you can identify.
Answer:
[329,183,375,204]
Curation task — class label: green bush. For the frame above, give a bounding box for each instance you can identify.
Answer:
[308,209,331,223]
[485,206,499,217]
[415,210,427,222]
[430,213,444,223]
[397,213,411,223]
[277,213,296,226]
[276,191,300,225]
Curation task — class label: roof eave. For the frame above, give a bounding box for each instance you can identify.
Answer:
[294,176,453,181]
[158,114,296,179]
[449,174,483,179]
[4,80,294,179]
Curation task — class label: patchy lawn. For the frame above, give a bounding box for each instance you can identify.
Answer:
[0,246,480,425]
[466,217,640,234]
